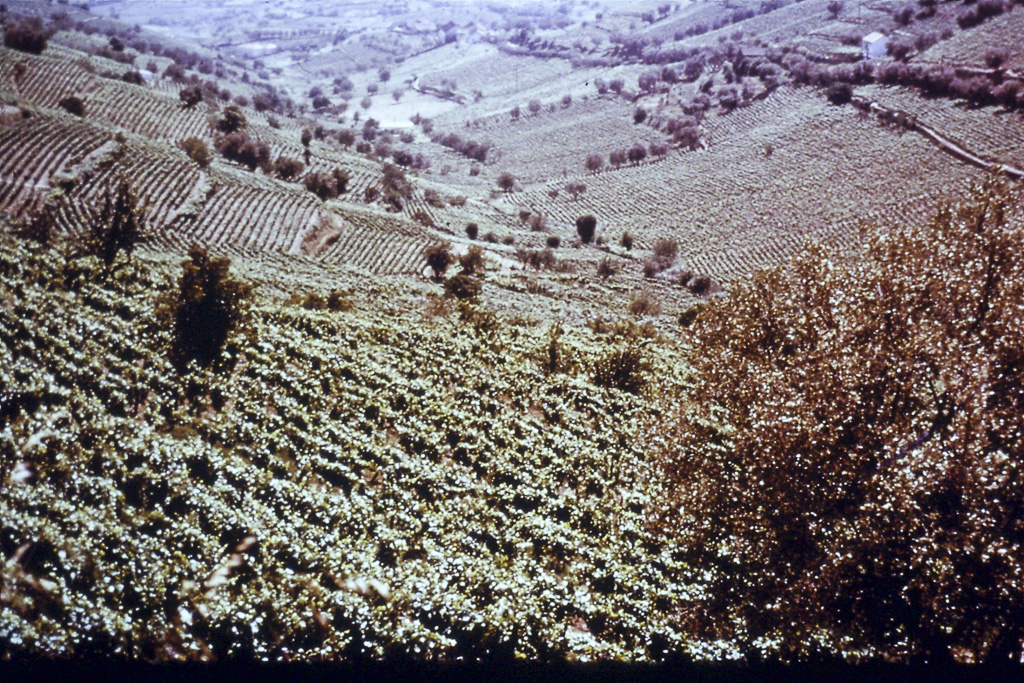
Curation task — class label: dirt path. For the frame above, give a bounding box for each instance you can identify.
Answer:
[854,96,1024,181]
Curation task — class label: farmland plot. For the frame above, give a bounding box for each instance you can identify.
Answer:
[513,85,981,286]
[916,7,1024,71]
[856,83,1024,170]
[81,80,214,142]
[434,97,667,185]
[183,165,323,254]
[0,45,98,109]
[0,114,113,217]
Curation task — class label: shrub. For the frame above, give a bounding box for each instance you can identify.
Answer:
[412,210,434,227]
[653,238,678,261]
[585,153,604,172]
[688,274,713,296]
[627,144,648,164]
[16,202,57,246]
[515,248,557,270]
[444,273,482,300]
[529,213,547,232]
[629,290,661,317]
[576,214,597,244]
[337,129,356,147]
[528,99,542,115]
[652,176,1024,663]
[165,63,186,82]
[424,188,445,208]
[179,137,210,168]
[159,246,253,370]
[274,156,304,181]
[466,223,479,240]
[459,245,486,275]
[538,323,575,375]
[826,82,853,106]
[424,243,453,280]
[58,96,85,117]
[216,132,269,171]
[677,302,704,328]
[985,48,1009,70]
[566,182,586,200]
[216,105,247,134]
[327,290,354,312]
[304,171,346,201]
[178,85,201,110]
[79,178,146,268]
[649,141,670,157]
[620,232,634,250]
[597,257,618,279]
[4,17,50,55]
[497,172,515,192]
[634,108,648,124]
[546,235,561,249]
[592,345,649,395]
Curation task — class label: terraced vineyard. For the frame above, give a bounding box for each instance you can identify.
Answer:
[0,232,695,661]
[434,98,667,184]
[0,113,114,218]
[917,6,1024,71]
[3,0,1023,666]
[81,80,215,142]
[856,83,1024,170]
[512,85,983,285]
[0,45,99,108]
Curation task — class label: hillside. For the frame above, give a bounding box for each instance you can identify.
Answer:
[1,0,1023,666]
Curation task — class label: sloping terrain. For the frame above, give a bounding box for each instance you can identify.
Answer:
[1,0,1023,665]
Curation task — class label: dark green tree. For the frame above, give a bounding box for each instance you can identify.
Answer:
[160,246,253,369]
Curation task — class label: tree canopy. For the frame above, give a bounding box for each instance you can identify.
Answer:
[654,176,1024,664]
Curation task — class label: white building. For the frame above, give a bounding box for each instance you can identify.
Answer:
[862,32,888,60]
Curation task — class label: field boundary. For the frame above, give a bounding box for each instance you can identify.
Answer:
[854,96,1024,181]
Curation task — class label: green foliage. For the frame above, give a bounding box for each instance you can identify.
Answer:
[179,137,210,168]
[216,105,247,133]
[58,96,85,117]
[592,344,649,395]
[575,215,597,244]
[79,178,145,268]
[4,17,49,55]
[159,246,253,370]
[459,246,485,276]
[444,273,482,300]
[653,177,1024,662]
[424,243,453,280]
